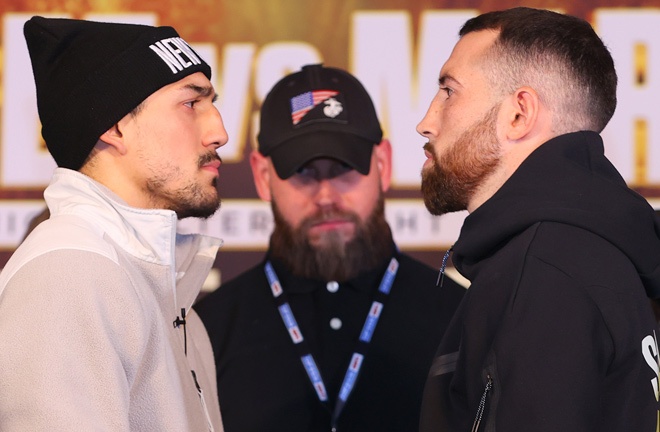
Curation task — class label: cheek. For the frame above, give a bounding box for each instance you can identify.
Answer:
[353,199,377,223]
[158,127,199,162]
[341,184,380,221]
[135,118,173,155]
[279,206,305,229]
[435,113,471,154]
[151,113,197,144]
[271,188,311,228]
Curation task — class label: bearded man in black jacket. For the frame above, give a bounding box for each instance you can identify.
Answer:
[417,7,660,432]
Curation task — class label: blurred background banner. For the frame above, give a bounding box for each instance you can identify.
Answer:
[1,1,660,281]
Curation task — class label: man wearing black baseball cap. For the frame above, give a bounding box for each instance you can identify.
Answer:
[0,16,226,431]
[195,64,465,432]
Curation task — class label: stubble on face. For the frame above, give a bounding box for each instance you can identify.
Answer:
[144,151,222,219]
[269,195,394,282]
[421,104,502,215]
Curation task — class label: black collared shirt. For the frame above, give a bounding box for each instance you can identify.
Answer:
[195,250,465,432]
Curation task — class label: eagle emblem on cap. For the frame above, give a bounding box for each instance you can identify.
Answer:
[323,98,343,118]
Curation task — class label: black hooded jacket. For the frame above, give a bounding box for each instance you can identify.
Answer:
[419,131,660,432]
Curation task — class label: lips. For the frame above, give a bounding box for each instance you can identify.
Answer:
[422,143,437,169]
[200,152,222,174]
[306,212,358,233]
[311,218,350,228]
[203,159,221,169]
[423,142,434,158]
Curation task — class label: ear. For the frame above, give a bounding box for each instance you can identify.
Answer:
[373,139,392,192]
[99,120,128,155]
[249,150,273,201]
[504,86,539,141]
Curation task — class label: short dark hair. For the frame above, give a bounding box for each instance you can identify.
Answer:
[460,7,617,133]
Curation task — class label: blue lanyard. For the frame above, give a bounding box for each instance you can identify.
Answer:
[264,257,399,428]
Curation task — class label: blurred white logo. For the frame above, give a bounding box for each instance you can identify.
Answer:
[323,98,343,118]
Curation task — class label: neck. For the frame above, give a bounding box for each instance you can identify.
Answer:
[468,134,549,213]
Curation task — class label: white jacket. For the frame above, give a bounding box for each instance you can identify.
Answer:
[0,168,224,431]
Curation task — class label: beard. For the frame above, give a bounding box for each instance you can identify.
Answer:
[421,104,502,215]
[145,152,221,219]
[269,194,395,282]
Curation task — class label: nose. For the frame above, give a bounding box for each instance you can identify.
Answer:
[314,178,340,209]
[204,105,229,150]
[416,95,440,139]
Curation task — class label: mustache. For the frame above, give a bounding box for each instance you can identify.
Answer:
[423,142,434,154]
[198,152,222,167]
[302,209,359,227]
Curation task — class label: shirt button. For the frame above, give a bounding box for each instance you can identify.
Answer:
[330,318,342,330]
[326,281,339,293]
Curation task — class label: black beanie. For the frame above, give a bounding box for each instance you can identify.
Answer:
[23,16,212,170]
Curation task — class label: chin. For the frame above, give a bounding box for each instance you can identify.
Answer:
[310,232,354,249]
[176,197,221,220]
[422,158,435,171]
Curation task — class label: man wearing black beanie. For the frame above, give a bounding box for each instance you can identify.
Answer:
[0,16,227,431]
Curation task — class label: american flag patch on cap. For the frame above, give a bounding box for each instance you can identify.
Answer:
[290,90,338,125]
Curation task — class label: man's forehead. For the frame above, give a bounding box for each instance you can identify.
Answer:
[159,71,214,95]
[452,30,499,61]
[440,31,499,85]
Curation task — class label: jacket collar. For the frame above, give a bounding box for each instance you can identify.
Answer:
[44,168,223,309]
[45,168,184,265]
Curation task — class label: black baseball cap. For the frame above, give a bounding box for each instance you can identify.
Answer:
[257,64,383,179]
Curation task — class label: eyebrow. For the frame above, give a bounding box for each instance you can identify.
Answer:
[438,74,461,88]
[183,83,218,103]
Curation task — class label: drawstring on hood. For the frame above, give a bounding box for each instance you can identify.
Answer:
[437,246,454,287]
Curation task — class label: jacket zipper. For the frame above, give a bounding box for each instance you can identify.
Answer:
[191,370,215,432]
[174,310,214,431]
[471,374,493,432]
